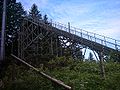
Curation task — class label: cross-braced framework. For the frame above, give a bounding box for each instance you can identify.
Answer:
[18,17,120,62]
[18,17,120,79]
[18,18,83,61]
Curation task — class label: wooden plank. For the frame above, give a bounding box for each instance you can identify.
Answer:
[11,54,72,90]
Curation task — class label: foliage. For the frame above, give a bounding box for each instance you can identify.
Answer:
[48,56,74,69]
[1,2,120,90]
[2,57,120,90]
[109,51,120,62]
[7,2,26,55]
[0,1,26,56]
[47,59,120,90]
[2,64,54,90]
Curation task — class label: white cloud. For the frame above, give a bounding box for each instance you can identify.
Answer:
[17,0,120,41]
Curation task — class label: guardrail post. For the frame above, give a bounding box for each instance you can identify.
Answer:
[115,40,117,50]
[68,22,70,33]
[80,29,82,37]
[94,34,96,42]
[50,19,52,26]
[104,36,106,46]
[87,32,89,39]
[75,28,76,35]
[101,40,103,45]
[55,22,56,27]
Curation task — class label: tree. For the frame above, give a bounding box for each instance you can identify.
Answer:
[5,1,26,56]
[29,4,42,20]
[88,52,94,61]
[0,0,16,31]
[107,51,120,62]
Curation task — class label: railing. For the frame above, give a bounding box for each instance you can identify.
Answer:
[50,21,120,50]
[11,54,72,90]
[24,17,120,51]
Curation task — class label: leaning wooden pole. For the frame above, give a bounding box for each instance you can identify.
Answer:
[0,0,7,60]
[11,54,72,90]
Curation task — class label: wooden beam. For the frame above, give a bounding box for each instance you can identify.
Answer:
[11,54,72,90]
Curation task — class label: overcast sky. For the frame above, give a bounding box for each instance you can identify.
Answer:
[17,0,120,40]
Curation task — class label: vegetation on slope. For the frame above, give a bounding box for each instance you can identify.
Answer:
[1,57,120,90]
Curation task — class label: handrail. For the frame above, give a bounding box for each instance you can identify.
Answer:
[51,20,120,42]
[23,17,120,51]
[11,54,72,90]
[49,20,120,50]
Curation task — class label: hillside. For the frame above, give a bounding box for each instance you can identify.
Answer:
[1,57,120,90]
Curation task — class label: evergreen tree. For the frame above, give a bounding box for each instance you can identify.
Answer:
[29,4,42,20]
[7,0,16,4]
[108,51,120,62]
[88,52,94,60]
[38,13,42,20]
[5,1,26,55]
[0,0,16,31]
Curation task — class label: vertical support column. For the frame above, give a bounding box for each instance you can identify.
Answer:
[19,25,23,59]
[51,37,53,55]
[60,39,63,56]
[21,20,26,60]
[21,22,25,59]
[56,38,58,57]
[36,25,39,61]
[40,30,43,56]
[115,40,117,50]
[18,28,20,58]
[18,37,19,57]
[61,47,62,56]
[99,51,105,79]
[18,21,23,58]
[83,47,87,59]
[93,51,99,61]
[40,44,43,56]
[21,45,24,59]
[36,39,39,62]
